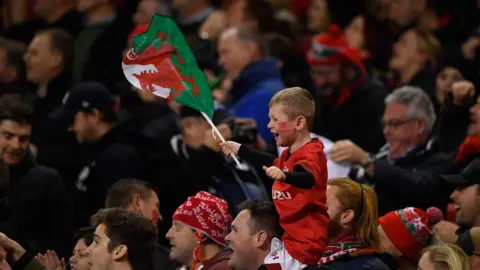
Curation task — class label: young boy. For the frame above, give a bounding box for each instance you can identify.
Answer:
[221,87,328,269]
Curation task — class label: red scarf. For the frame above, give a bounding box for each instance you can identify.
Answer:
[318,235,365,265]
[456,136,480,163]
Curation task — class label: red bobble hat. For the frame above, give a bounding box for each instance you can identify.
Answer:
[307,24,363,67]
[172,191,232,246]
[379,207,443,262]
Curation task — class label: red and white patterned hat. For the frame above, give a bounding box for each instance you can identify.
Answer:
[379,207,443,262]
[172,191,232,246]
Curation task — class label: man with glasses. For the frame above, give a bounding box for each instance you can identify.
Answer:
[329,86,453,215]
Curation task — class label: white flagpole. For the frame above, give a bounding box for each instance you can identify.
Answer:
[201,112,243,168]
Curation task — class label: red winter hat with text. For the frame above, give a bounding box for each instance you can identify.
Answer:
[379,207,443,262]
[307,24,363,67]
[172,191,232,246]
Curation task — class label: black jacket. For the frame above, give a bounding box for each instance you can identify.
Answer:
[170,135,270,216]
[78,0,139,89]
[154,245,177,270]
[436,94,472,154]
[72,126,146,227]
[312,76,388,153]
[351,138,454,215]
[0,152,74,259]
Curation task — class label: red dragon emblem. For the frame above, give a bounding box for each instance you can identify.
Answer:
[123,33,199,100]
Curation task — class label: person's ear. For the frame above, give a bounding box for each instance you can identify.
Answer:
[112,245,128,261]
[416,120,426,135]
[295,116,307,131]
[253,230,268,248]
[340,209,355,225]
[129,193,142,212]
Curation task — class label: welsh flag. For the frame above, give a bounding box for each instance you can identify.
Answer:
[122,14,214,118]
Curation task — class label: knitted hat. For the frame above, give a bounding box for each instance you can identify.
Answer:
[307,24,362,66]
[378,207,443,262]
[172,191,232,246]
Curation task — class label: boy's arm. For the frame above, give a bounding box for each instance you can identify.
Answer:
[284,165,315,189]
[238,145,276,166]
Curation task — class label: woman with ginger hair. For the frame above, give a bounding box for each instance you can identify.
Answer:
[318,177,395,269]
[418,243,471,270]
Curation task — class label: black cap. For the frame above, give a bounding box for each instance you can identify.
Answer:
[51,82,116,125]
[441,159,480,187]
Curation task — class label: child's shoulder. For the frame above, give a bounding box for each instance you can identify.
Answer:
[304,138,325,152]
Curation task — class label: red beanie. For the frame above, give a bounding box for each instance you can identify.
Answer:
[172,191,232,246]
[379,207,443,262]
[307,24,348,66]
[307,24,365,69]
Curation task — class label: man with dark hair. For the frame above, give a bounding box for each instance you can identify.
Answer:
[24,28,77,178]
[24,28,74,98]
[0,38,32,95]
[218,24,285,142]
[89,208,157,270]
[105,179,177,270]
[52,82,146,228]
[225,199,283,270]
[105,179,159,221]
[0,94,74,259]
[39,28,75,69]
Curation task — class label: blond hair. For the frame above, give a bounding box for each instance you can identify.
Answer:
[414,29,441,69]
[328,178,380,249]
[269,87,315,129]
[420,243,471,270]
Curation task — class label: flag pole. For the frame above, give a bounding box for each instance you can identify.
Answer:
[201,112,243,168]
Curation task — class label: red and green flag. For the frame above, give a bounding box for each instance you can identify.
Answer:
[122,14,214,118]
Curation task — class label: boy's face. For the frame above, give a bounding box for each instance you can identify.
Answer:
[267,104,297,147]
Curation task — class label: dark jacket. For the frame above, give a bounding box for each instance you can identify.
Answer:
[171,135,270,216]
[0,152,74,259]
[227,59,285,143]
[154,245,177,270]
[118,100,181,248]
[33,73,84,185]
[312,76,388,153]
[436,94,472,154]
[78,0,139,89]
[73,126,146,227]
[351,138,454,215]
[11,251,45,270]
[31,72,72,148]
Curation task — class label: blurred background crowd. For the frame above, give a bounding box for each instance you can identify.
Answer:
[1,0,480,269]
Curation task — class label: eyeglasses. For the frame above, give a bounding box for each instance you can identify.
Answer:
[381,119,416,129]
